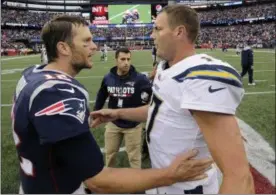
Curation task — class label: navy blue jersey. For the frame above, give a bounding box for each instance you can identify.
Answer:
[241,46,253,66]
[12,64,104,193]
[94,66,152,128]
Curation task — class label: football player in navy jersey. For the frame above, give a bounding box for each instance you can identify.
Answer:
[12,15,213,194]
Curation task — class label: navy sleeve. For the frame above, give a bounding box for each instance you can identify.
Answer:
[138,75,152,104]
[94,77,108,111]
[29,85,90,144]
[54,131,104,182]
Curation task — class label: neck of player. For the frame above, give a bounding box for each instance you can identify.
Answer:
[168,45,196,67]
[44,62,78,77]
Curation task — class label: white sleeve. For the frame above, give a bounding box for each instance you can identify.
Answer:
[180,79,244,115]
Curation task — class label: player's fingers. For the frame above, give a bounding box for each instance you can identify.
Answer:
[90,113,107,121]
[91,109,111,118]
[90,110,101,115]
[178,149,199,160]
[185,173,208,181]
[90,111,102,118]
[194,163,213,174]
[91,117,102,128]
[185,166,210,180]
[183,162,213,180]
[191,158,213,167]
[90,121,98,128]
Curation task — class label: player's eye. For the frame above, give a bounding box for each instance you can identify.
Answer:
[154,27,160,31]
[85,38,92,42]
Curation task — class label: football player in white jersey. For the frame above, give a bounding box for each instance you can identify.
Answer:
[100,44,108,62]
[103,44,108,61]
[91,5,254,194]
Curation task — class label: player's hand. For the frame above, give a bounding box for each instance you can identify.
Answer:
[166,149,213,183]
[90,109,119,128]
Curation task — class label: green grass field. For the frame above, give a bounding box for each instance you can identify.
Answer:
[108,4,151,24]
[1,49,275,193]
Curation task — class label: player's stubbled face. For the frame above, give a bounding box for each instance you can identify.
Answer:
[70,25,97,71]
[150,12,176,62]
[116,52,131,75]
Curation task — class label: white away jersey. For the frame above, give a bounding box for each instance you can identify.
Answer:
[145,54,244,194]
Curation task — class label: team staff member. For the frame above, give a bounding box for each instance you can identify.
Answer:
[94,47,152,168]
[241,42,255,85]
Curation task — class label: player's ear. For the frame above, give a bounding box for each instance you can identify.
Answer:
[175,25,187,39]
[56,41,71,56]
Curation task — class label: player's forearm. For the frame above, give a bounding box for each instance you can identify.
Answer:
[117,105,148,122]
[219,172,254,193]
[86,167,174,194]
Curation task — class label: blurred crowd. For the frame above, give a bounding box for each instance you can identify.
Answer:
[1,9,81,26]
[199,3,275,23]
[2,3,274,27]
[1,3,275,50]
[2,22,274,49]
[198,23,275,48]
[1,29,40,49]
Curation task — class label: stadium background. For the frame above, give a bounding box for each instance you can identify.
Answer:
[1,0,275,194]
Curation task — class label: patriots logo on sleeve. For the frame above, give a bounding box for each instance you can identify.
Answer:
[35,98,86,124]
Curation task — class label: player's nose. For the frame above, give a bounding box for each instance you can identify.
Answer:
[91,41,97,51]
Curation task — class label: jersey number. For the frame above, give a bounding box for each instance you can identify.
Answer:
[44,74,71,81]
[146,94,162,143]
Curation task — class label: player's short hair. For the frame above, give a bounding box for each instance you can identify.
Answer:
[41,15,88,63]
[115,48,131,59]
[160,5,199,43]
